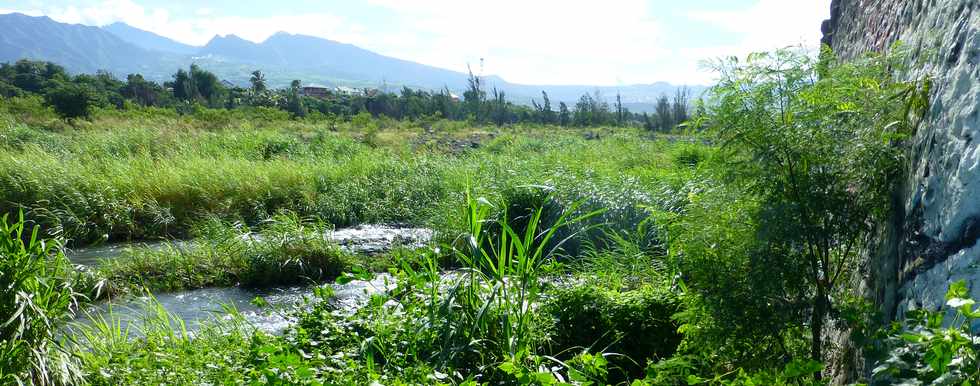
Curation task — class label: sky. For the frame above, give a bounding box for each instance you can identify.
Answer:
[0,0,832,86]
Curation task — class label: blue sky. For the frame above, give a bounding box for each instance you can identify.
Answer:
[0,0,831,85]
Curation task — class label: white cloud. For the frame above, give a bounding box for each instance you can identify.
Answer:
[361,0,829,85]
[364,0,669,85]
[685,0,830,60]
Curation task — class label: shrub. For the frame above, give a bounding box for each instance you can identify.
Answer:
[671,45,929,373]
[44,83,97,121]
[671,142,708,168]
[545,284,683,382]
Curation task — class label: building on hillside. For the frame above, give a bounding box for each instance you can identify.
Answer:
[335,86,360,96]
[302,84,330,98]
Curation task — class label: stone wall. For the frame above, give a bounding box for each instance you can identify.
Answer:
[823,0,980,382]
[827,0,980,320]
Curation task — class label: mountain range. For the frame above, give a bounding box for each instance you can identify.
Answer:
[0,12,704,110]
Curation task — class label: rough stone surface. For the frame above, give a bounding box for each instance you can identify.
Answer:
[823,0,980,382]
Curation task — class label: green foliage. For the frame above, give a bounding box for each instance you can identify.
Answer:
[667,185,811,368]
[44,82,97,120]
[649,88,690,132]
[869,280,980,385]
[437,189,598,376]
[0,56,680,127]
[71,301,257,385]
[545,284,683,382]
[669,45,928,372]
[670,142,709,168]
[0,212,84,385]
[0,70,808,385]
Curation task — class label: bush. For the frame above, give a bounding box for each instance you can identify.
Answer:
[545,284,683,382]
[44,83,97,120]
[670,45,928,373]
[671,142,708,168]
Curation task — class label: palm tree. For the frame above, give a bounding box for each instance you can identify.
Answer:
[250,70,267,92]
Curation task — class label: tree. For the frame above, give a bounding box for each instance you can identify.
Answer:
[641,112,655,131]
[286,79,306,118]
[615,92,624,125]
[122,74,165,107]
[676,47,928,373]
[0,80,20,98]
[166,65,223,106]
[532,91,555,124]
[75,71,125,108]
[250,70,267,93]
[654,94,671,131]
[44,82,96,120]
[10,60,67,93]
[671,86,690,128]
[573,93,593,126]
[558,102,570,127]
[463,64,485,122]
[591,90,611,125]
[191,65,223,105]
[490,87,508,126]
[170,68,195,101]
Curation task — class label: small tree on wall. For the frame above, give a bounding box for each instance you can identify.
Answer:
[671,45,929,375]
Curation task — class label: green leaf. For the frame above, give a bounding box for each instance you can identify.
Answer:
[534,371,558,384]
[946,280,969,301]
[498,361,517,375]
[335,273,355,285]
[782,359,823,378]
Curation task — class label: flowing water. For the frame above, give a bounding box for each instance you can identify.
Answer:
[69,274,395,334]
[66,225,433,266]
[67,225,430,333]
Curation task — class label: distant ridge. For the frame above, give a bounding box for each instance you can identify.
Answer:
[0,13,158,74]
[0,13,706,111]
[102,22,197,55]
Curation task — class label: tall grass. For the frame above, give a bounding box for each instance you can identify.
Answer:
[0,212,83,385]
[390,189,602,381]
[0,108,694,248]
[69,300,256,385]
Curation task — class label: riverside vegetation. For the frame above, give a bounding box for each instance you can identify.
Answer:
[0,45,960,386]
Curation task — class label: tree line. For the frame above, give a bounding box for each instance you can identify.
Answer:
[0,59,692,130]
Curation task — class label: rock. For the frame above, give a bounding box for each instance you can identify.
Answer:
[824,0,980,382]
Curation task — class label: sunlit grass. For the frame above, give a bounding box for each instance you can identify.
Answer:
[0,109,698,248]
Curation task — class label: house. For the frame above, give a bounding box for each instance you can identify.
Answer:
[302,84,330,98]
